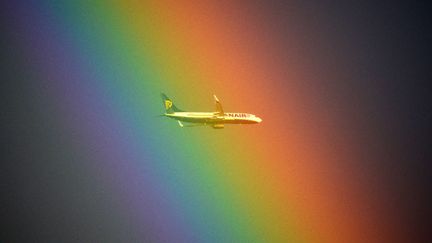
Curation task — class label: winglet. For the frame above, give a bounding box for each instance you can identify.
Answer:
[213,94,224,115]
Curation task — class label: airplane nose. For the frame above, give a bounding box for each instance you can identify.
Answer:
[256,117,262,123]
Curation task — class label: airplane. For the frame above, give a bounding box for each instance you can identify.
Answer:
[161,93,262,129]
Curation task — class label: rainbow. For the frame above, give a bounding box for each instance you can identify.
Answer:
[9,1,393,242]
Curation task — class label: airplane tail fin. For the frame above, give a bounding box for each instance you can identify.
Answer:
[161,93,183,114]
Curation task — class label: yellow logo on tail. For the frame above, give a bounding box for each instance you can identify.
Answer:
[165,100,172,110]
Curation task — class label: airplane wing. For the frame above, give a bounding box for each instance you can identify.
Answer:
[213,95,224,116]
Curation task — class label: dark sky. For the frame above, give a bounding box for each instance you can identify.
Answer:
[224,3,431,240]
[251,4,432,241]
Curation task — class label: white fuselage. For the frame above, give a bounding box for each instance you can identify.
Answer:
[165,112,262,124]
